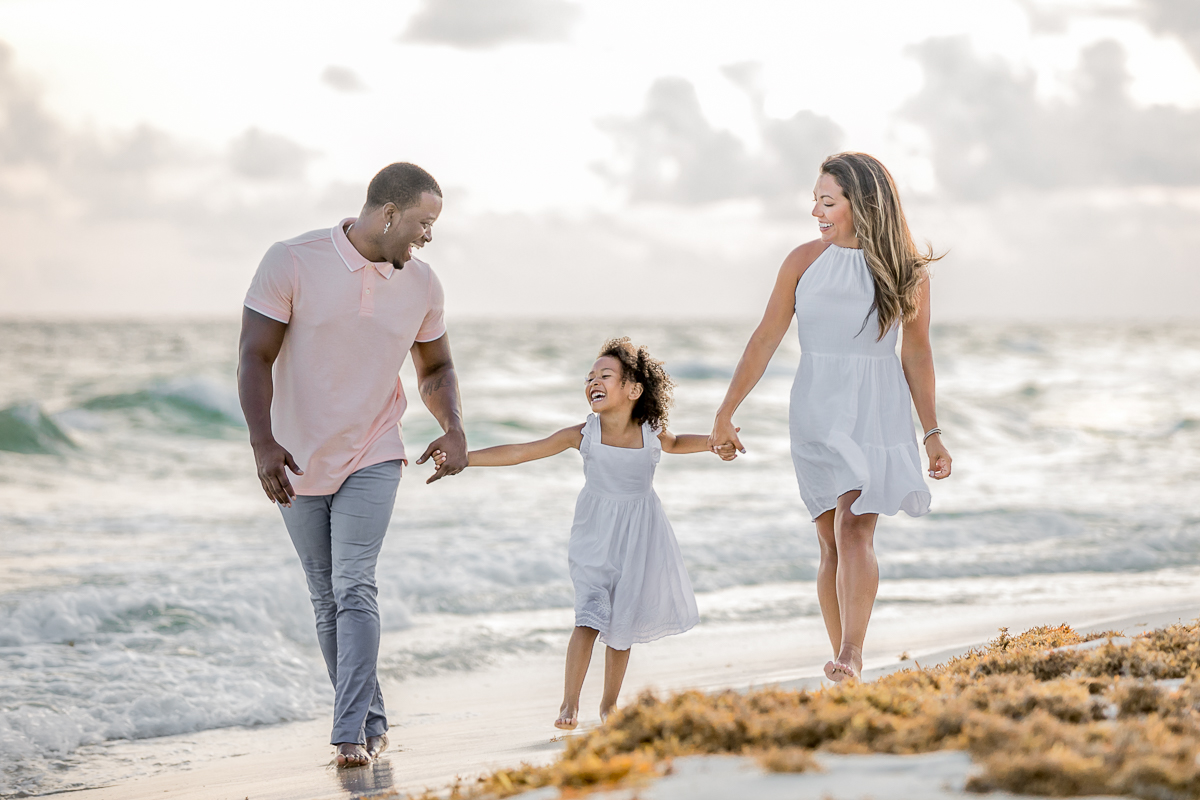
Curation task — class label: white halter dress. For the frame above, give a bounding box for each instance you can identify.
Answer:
[569,414,699,650]
[790,244,931,520]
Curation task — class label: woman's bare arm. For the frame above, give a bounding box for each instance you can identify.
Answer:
[901,277,951,479]
[710,242,824,456]
[467,425,585,467]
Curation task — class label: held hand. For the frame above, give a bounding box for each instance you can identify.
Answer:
[252,439,304,507]
[925,434,952,480]
[416,429,467,484]
[712,440,738,461]
[708,417,744,461]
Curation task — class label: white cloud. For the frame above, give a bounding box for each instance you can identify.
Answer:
[320,65,367,93]
[903,36,1200,199]
[227,128,314,182]
[1138,0,1200,66]
[0,40,357,316]
[399,0,581,49]
[596,75,843,214]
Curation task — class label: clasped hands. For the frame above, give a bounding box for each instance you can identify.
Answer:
[707,417,743,461]
[416,429,468,484]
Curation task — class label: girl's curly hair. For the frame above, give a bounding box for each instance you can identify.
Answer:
[597,337,674,431]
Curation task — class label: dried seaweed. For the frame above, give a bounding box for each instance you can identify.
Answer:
[444,620,1200,799]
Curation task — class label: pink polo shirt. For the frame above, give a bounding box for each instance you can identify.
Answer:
[244,218,446,495]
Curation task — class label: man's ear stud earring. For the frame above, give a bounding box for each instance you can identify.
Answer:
[383,222,391,234]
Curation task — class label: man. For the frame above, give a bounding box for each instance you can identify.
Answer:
[237,162,467,767]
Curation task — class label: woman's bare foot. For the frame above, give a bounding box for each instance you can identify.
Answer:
[827,645,862,683]
[827,660,859,682]
[365,733,389,760]
[555,703,579,730]
[599,703,616,724]
[335,742,370,768]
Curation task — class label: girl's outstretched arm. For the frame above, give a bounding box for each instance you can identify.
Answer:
[467,424,585,467]
[658,430,719,455]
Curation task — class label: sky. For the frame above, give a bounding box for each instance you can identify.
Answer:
[0,0,1198,320]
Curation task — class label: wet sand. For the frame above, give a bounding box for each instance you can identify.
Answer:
[62,598,1200,800]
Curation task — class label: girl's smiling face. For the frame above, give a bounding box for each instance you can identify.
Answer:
[585,356,642,414]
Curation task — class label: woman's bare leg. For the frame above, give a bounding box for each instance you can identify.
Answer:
[600,646,631,722]
[558,626,599,729]
[814,509,841,660]
[829,490,879,681]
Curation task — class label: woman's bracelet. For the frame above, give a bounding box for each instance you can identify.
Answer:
[922,427,943,445]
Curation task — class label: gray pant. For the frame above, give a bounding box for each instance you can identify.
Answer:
[279,460,402,745]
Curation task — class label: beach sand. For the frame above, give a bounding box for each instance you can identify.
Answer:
[61,595,1200,800]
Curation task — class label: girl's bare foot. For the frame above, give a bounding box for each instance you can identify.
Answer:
[599,704,615,724]
[365,733,388,759]
[555,703,579,730]
[335,742,370,768]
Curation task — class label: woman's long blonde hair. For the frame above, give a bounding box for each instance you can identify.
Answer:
[819,152,940,340]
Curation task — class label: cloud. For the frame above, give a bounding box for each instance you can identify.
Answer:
[321,65,366,93]
[227,128,314,181]
[0,41,318,220]
[0,40,353,317]
[597,75,842,213]
[399,0,580,49]
[1138,0,1200,66]
[0,42,204,218]
[902,36,1200,199]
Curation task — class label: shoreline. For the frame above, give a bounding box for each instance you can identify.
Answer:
[50,597,1200,800]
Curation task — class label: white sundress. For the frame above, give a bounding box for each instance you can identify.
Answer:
[790,244,931,520]
[569,414,699,650]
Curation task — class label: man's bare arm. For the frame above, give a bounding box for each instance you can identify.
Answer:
[237,307,303,505]
[410,334,468,484]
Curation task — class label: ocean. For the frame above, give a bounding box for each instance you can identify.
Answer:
[1,319,1198,796]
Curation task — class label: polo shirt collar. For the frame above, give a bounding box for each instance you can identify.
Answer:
[333,218,394,279]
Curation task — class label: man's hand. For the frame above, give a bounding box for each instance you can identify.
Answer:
[252,439,304,506]
[416,429,467,484]
[411,334,467,484]
[239,308,296,503]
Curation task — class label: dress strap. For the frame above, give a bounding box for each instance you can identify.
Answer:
[579,413,601,459]
[644,422,662,466]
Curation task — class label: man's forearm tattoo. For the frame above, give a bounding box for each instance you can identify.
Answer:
[419,369,457,402]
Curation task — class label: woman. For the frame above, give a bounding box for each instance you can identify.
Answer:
[709,152,952,682]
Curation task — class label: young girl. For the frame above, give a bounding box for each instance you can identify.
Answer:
[438,337,721,729]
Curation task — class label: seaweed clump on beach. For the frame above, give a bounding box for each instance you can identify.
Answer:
[462,621,1200,799]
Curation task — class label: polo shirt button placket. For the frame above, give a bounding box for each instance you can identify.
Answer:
[360,266,376,316]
